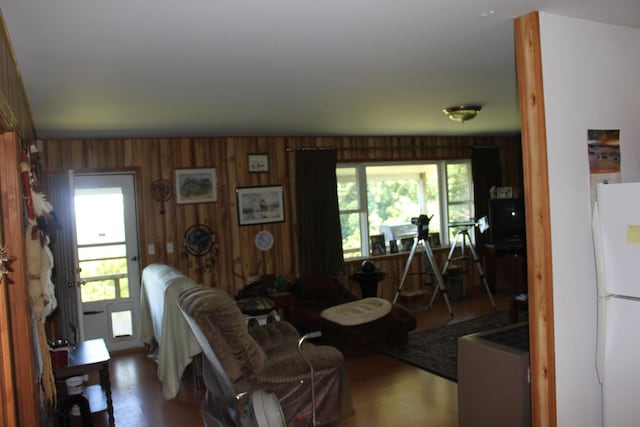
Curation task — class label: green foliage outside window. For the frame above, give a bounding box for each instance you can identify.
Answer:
[79,257,129,303]
[338,161,473,258]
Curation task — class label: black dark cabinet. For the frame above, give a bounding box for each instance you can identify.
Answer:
[485,243,527,293]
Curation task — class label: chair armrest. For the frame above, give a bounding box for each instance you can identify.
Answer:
[249,321,300,352]
[256,345,344,383]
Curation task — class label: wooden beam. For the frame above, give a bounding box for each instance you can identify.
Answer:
[514,11,557,427]
[0,132,39,426]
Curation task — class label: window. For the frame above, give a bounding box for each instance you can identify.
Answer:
[337,160,474,258]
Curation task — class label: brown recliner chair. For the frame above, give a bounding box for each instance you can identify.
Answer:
[178,286,354,427]
[292,276,417,356]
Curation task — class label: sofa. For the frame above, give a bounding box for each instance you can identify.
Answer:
[291,276,417,356]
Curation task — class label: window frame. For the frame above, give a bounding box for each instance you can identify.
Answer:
[337,159,474,258]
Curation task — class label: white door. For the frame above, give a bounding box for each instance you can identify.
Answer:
[49,171,83,344]
[50,172,143,352]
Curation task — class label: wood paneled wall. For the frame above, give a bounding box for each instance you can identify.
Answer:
[0,14,39,426]
[0,133,39,426]
[43,135,521,297]
[0,14,35,139]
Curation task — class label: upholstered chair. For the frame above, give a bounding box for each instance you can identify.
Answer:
[178,286,354,427]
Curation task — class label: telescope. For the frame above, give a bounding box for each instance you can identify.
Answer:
[410,214,433,240]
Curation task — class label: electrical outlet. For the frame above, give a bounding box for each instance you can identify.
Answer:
[167,242,174,254]
[148,244,155,255]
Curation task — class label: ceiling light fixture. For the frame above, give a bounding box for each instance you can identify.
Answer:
[443,105,482,123]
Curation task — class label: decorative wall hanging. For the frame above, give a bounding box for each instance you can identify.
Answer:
[19,145,57,404]
[183,224,218,277]
[248,153,269,172]
[0,244,16,284]
[236,185,285,226]
[183,224,215,257]
[151,178,173,214]
[175,168,217,204]
[255,230,274,251]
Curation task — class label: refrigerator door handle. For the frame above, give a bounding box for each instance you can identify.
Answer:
[596,296,606,384]
[592,202,608,299]
[593,201,607,384]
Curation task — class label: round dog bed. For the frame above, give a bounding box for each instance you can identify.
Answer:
[320,298,392,326]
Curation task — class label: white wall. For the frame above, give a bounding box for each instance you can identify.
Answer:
[538,12,640,426]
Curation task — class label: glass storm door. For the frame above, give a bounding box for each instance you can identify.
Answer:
[73,174,142,352]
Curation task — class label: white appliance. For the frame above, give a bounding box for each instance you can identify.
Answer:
[592,182,640,427]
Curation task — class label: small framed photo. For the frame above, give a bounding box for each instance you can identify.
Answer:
[401,237,415,252]
[248,153,269,173]
[175,168,217,204]
[496,186,513,199]
[236,185,285,226]
[370,234,386,255]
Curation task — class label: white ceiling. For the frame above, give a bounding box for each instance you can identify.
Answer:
[1,0,639,139]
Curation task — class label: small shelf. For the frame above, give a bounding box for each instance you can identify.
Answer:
[84,384,107,414]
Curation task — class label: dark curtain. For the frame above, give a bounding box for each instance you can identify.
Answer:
[295,149,344,277]
[471,147,502,251]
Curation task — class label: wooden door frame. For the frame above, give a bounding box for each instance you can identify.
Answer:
[0,131,39,426]
[514,11,557,427]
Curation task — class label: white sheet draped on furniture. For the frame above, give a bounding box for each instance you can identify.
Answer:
[139,263,202,399]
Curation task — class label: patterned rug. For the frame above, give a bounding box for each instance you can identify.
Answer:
[383,311,513,382]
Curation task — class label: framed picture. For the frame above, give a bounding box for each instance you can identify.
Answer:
[370,234,386,255]
[236,185,285,226]
[248,153,269,173]
[175,168,217,204]
[428,233,441,247]
[496,186,513,199]
[401,237,415,252]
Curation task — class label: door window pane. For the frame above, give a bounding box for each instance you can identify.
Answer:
[77,244,127,261]
[119,278,130,299]
[81,278,116,302]
[78,258,127,276]
[74,188,125,245]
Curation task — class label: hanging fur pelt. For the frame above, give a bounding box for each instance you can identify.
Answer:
[26,221,57,320]
[21,164,58,405]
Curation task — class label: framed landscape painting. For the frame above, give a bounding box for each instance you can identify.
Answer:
[175,168,217,204]
[236,185,285,226]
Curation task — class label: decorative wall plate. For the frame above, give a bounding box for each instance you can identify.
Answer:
[255,230,274,251]
[184,224,215,256]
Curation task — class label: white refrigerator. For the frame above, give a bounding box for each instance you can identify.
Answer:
[592,182,640,427]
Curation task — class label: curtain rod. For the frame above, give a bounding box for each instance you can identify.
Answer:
[287,145,480,151]
[286,146,334,152]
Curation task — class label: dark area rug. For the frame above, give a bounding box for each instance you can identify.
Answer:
[383,311,513,382]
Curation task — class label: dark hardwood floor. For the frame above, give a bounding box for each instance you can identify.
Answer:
[72,285,515,427]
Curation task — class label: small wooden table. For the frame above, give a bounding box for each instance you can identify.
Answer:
[54,338,114,426]
[270,292,296,323]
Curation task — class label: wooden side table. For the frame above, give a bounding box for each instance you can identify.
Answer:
[54,338,114,426]
[270,292,296,323]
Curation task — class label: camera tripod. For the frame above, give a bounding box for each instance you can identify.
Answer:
[430,223,496,310]
[393,235,453,316]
